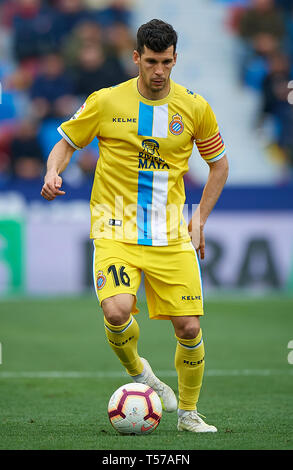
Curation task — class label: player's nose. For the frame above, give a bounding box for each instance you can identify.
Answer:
[154,64,164,76]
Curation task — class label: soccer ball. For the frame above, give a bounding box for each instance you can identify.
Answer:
[108,382,162,435]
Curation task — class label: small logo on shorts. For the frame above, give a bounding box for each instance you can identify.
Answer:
[181,295,201,300]
[97,270,106,290]
[169,113,184,135]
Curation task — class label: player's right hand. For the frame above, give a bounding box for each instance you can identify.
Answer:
[41,173,66,201]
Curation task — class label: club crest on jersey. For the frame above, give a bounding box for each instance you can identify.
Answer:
[142,139,160,156]
[169,113,184,135]
[96,270,106,290]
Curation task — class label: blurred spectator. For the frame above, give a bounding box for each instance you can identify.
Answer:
[53,0,91,47]
[10,119,44,180]
[0,149,10,185]
[104,22,137,76]
[230,0,287,87]
[30,52,78,120]
[283,5,293,62]
[62,20,102,68]
[261,51,292,115]
[72,44,131,99]
[86,0,133,27]
[275,0,293,12]
[11,0,57,62]
[5,61,36,93]
[225,0,293,178]
[238,0,285,42]
[268,78,293,173]
[0,0,137,190]
[0,124,16,185]
[259,52,293,171]
[0,15,13,72]
[242,33,280,89]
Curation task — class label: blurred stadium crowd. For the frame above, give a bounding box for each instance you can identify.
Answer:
[0,0,136,189]
[0,0,293,191]
[225,0,293,177]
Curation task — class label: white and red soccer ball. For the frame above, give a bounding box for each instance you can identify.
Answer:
[108,383,162,435]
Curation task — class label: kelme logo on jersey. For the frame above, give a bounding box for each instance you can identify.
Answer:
[96,270,106,290]
[112,117,137,123]
[169,113,184,135]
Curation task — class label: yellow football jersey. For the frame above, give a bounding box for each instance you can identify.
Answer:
[58,77,226,245]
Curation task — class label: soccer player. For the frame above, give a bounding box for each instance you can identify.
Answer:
[41,19,229,433]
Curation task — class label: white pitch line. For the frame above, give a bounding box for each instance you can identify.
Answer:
[0,369,292,379]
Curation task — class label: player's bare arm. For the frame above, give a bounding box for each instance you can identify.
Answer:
[41,138,75,201]
[189,154,229,259]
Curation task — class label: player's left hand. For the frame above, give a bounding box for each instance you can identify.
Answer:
[197,225,205,260]
[188,219,205,260]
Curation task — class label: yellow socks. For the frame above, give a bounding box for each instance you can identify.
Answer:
[174,329,205,411]
[104,315,204,411]
[104,315,144,376]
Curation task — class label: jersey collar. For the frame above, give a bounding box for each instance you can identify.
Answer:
[133,76,175,105]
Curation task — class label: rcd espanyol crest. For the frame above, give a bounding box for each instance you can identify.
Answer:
[96,270,106,290]
[169,113,184,135]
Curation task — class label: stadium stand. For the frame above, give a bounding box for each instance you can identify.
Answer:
[0,0,292,196]
[225,0,293,179]
[0,0,135,190]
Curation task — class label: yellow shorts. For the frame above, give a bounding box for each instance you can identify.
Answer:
[92,239,204,320]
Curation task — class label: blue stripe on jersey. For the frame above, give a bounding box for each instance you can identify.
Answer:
[137,170,154,245]
[138,102,153,136]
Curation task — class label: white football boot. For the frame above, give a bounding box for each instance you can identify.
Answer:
[131,357,177,412]
[177,410,217,433]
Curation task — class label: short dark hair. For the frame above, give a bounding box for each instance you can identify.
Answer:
[136,19,178,55]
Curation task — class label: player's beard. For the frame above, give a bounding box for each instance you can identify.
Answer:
[149,77,167,93]
[138,68,172,99]
[145,73,171,98]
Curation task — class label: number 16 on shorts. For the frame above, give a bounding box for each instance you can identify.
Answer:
[107,265,130,287]
[93,239,141,304]
[94,261,140,305]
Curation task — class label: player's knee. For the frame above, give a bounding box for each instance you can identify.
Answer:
[173,317,201,340]
[178,326,200,339]
[103,306,130,326]
[102,294,133,326]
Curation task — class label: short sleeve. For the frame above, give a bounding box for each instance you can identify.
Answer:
[57,91,100,150]
[195,101,226,163]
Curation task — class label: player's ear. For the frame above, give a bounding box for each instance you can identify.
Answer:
[173,52,177,65]
[133,50,140,65]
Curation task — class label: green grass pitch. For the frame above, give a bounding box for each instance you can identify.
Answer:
[0,293,293,450]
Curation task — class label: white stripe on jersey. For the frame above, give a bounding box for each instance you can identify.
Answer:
[152,104,169,138]
[151,171,169,246]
